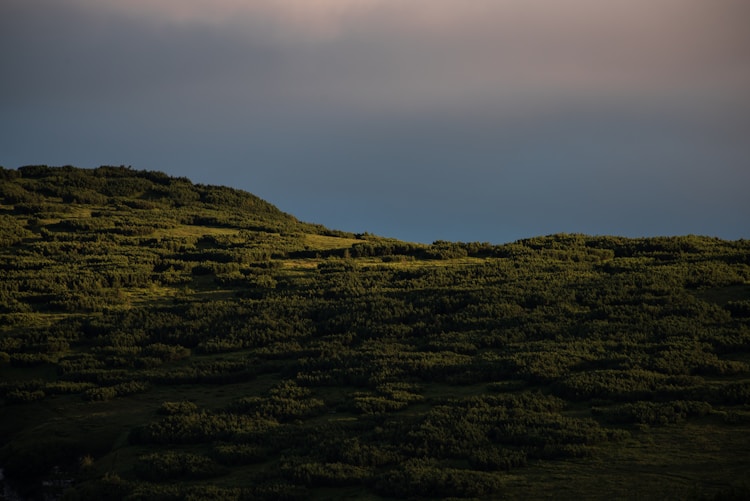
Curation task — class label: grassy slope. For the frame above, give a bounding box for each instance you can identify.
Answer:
[0,165,749,500]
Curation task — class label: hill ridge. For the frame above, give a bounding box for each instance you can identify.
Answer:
[1,164,749,500]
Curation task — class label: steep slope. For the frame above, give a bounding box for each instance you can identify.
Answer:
[1,165,749,500]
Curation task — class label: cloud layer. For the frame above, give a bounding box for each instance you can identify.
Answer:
[2,0,749,242]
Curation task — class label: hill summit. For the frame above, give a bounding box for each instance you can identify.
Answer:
[1,165,749,500]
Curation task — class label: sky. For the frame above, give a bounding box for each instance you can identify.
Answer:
[2,0,749,244]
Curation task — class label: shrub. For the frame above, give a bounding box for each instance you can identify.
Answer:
[158,400,199,415]
[593,400,713,425]
[281,459,370,487]
[212,443,269,466]
[134,451,228,481]
[5,389,46,403]
[468,447,528,471]
[374,459,504,498]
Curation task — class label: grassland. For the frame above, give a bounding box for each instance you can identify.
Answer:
[0,165,749,500]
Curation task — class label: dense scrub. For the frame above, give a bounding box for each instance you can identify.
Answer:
[0,165,749,499]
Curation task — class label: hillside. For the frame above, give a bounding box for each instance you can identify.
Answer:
[1,165,749,500]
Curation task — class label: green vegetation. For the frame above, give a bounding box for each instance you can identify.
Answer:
[1,165,749,500]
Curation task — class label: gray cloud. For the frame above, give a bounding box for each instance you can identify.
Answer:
[6,0,748,109]
[2,0,748,242]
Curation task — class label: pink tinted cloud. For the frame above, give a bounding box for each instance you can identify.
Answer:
[64,0,750,109]
[70,0,750,49]
[69,0,382,38]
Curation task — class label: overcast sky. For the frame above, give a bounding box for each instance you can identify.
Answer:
[2,0,749,243]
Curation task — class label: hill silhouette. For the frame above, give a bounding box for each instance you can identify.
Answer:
[1,165,749,499]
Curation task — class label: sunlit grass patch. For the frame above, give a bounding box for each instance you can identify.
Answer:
[152,225,241,239]
[281,259,323,269]
[302,233,365,251]
[126,285,178,306]
[370,256,488,269]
